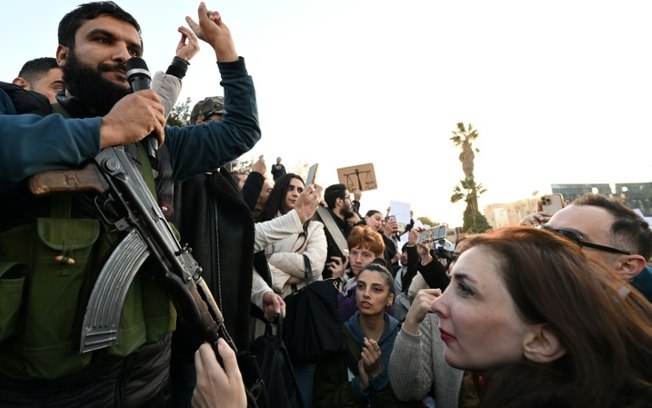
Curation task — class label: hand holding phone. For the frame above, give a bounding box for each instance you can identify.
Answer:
[416,225,447,244]
[385,215,399,236]
[541,193,564,215]
[306,164,318,186]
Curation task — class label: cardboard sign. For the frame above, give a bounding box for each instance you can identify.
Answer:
[336,163,377,192]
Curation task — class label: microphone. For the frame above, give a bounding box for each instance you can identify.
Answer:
[126,57,158,159]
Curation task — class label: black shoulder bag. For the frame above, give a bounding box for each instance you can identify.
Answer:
[282,254,343,364]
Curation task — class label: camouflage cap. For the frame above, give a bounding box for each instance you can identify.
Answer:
[190,96,225,124]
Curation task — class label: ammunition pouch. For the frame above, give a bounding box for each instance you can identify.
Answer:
[0,216,174,380]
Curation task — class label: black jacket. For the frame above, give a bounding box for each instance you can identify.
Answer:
[171,168,255,353]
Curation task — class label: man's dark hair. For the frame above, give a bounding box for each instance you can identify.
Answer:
[17,57,59,84]
[324,184,346,210]
[58,1,141,48]
[572,193,652,259]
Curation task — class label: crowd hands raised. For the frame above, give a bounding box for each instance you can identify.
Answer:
[1,1,651,407]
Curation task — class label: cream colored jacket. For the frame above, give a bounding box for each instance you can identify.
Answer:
[250,209,306,308]
[263,214,327,297]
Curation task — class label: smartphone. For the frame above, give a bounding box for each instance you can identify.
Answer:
[386,215,400,236]
[541,193,564,215]
[416,224,447,244]
[305,163,318,186]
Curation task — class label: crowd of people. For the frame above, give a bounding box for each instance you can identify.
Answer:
[0,1,651,408]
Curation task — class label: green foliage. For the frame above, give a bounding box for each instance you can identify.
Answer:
[450,185,465,204]
[450,178,487,204]
[449,122,480,152]
[166,97,192,126]
[462,206,492,233]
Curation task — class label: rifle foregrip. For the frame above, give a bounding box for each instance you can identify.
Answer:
[29,164,109,196]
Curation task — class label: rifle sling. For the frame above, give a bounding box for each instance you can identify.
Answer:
[317,206,349,257]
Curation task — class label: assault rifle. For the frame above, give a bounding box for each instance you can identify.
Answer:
[29,145,234,354]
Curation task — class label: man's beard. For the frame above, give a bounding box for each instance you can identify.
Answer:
[62,50,131,115]
[341,203,356,219]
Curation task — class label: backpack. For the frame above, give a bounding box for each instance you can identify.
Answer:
[248,307,303,408]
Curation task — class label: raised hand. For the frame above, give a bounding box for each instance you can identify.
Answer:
[175,26,200,61]
[250,156,266,176]
[403,288,442,335]
[358,337,382,390]
[326,255,347,279]
[294,183,322,224]
[185,2,237,62]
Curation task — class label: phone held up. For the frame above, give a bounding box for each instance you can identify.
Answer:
[305,163,318,186]
[416,224,448,245]
[541,193,564,215]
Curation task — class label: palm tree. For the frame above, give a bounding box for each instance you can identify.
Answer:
[449,122,491,233]
[450,178,487,210]
[450,122,479,179]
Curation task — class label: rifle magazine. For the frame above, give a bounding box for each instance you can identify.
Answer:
[79,229,150,353]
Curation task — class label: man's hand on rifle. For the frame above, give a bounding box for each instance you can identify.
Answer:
[100,90,165,148]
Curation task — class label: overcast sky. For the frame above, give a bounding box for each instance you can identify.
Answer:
[2,0,650,226]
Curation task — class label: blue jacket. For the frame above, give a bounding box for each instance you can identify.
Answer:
[0,58,260,193]
[344,311,401,398]
[0,58,259,384]
[314,311,420,407]
[631,265,652,302]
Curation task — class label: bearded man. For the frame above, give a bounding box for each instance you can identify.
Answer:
[0,1,259,406]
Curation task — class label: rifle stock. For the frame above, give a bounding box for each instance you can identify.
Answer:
[29,163,109,195]
[29,146,235,356]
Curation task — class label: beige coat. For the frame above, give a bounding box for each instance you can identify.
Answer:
[264,217,327,297]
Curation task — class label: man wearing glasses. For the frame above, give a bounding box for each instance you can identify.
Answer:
[319,184,360,279]
[533,193,652,302]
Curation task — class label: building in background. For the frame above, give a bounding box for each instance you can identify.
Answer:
[484,182,652,228]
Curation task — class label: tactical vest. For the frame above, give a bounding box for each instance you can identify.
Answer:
[0,94,176,380]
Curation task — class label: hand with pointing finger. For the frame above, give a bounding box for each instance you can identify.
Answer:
[186,2,238,62]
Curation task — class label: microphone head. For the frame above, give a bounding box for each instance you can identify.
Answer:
[126,57,150,81]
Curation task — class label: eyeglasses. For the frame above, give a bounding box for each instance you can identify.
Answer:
[540,225,631,255]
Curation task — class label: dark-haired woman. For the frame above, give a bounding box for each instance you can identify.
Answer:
[256,173,326,297]
[314,263,420,407]
[256,173,327,407]
[430,226,652,407]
